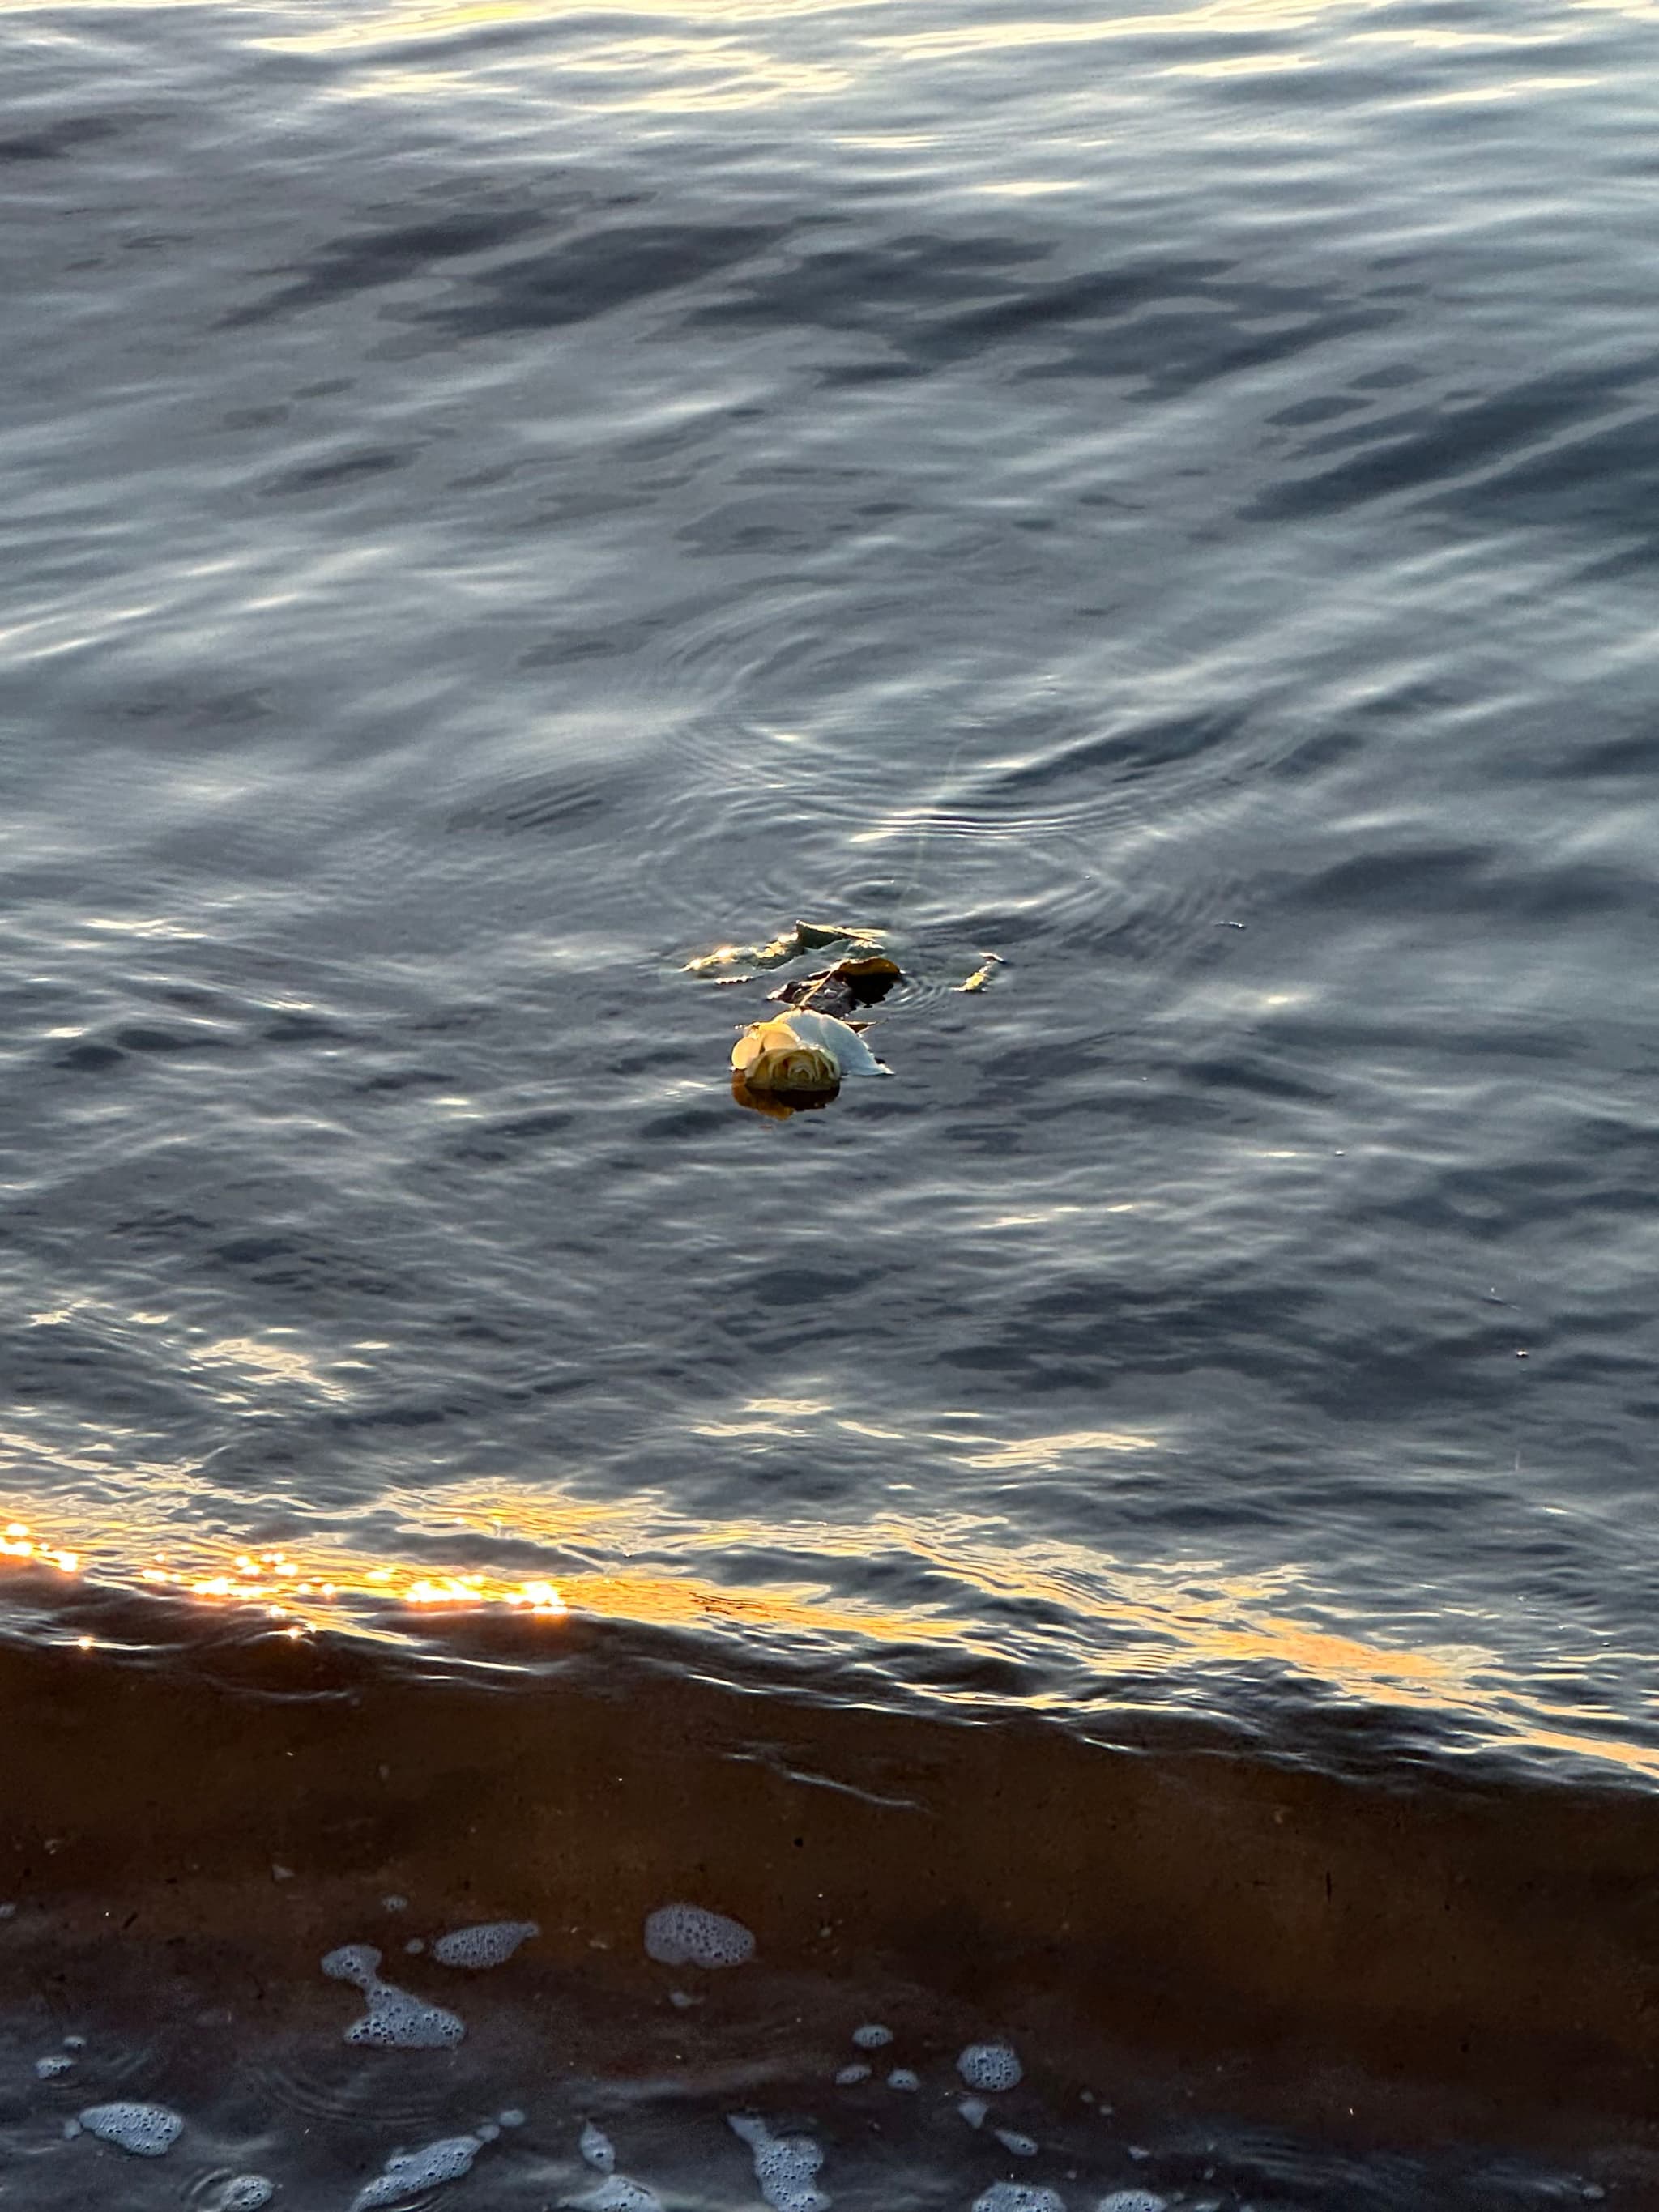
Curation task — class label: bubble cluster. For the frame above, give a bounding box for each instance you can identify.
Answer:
[35,2053,73,2079]
[77,2101,184,2158]
[432,1919,539,1969]
[887,2069,919,2091]
[851,2022,893,2049]
[729,2114,830,2212]
[643,1903,755,1968]
[1097,2194,1166,2212]
[321,1944,379,1982]
[974,2189,1064,2212]
[350,2132,482,2210]
[996,2130,1038,2158]
[834,2063,871,2086]
[219,2179,276,2210]
[958,2042,1023,2092]
[321,1942,465,2048]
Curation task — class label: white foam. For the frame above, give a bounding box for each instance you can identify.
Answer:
[322,1944,382,1983]
[974,2190,1064,2212]
[667,1989,696,2009]
[35,2054,73,2078]
[351,2133,482,2210]
[62,2035,86,2052]
[348,1985,465,2049]
[834,2064,871,2086]
[1097,2193,1166,2212]
[576,2181,662,2212]
[498,2110,527,2129]
[321,1941,465,2048]
[382,1895,408,1912]
[727,2115,830,2212]
[851,2022,893,2049]
[644,1903,755,1968]
[476,2122,501,2142]
[78,2102,184,2158]
[433,1919,539,1970]
[0,1902,15,1918]
[957,2042,1023,2092]
[581,2122,616,2172]
[404,1938,426,1955]
[996,2131,1038,2158]
[886,2069,919,2091]
[220,2179,276,2210]
[959,2098,988,2129]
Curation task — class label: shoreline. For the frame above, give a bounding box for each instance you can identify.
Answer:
[3,1600,1657,2169]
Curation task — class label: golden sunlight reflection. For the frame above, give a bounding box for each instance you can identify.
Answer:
[960,1427,1159,1468]
[262,0,886,50]
[862,0,1382,64]
[3,1483,1657,1781]
[0,1522,78,1574]
[244,0,1394,114]
[971,181,1085,198]
[258,0,1379,63]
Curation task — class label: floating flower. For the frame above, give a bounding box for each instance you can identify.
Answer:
[730,1009,889,1096]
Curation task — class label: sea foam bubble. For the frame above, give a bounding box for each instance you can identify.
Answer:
[1097,2193,1167,2212]
[219,2179,276,2210]
[728,2115,830,2212]
[974,2189,1064,2212]
[321,1942,465,2048]
[581,2121,616,2172]
[78,2102,184,2158]
[351,2133,482,2210]
[957,2042,1023,2092]
[432,1920,539,1970]
[643,1903,754,1968]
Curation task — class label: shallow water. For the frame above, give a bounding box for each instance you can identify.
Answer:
[6,0,1659,2192]
[2,1617,1656,2207]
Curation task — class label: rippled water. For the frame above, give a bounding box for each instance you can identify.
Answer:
[6,0,1659,2194]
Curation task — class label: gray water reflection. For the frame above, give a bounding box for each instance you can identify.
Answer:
[2,0,1658,1779]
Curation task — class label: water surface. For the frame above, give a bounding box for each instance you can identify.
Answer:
[5,0,1659,2193]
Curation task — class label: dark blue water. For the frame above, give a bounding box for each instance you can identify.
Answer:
[4,0,1659,2198]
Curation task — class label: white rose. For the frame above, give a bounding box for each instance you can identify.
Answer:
[731,1017,840,1094]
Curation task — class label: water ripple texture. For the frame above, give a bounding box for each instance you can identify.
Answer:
[2,0,1659,1786]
